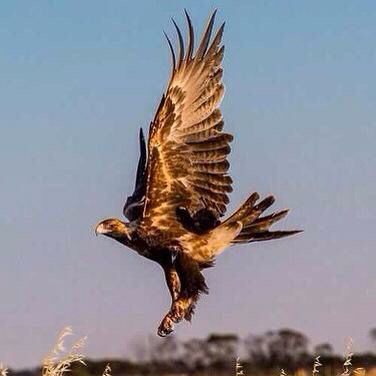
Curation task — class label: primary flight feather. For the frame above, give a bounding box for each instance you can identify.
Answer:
[95,10,301,336]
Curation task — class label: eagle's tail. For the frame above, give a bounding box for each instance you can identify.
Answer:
[226,192,301,244]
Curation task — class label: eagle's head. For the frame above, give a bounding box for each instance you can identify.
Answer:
[95,218,130,241]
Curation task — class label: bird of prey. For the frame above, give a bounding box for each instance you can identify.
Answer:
[95,10,301,336]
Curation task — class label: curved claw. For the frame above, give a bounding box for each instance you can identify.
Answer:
[157,314,175,337]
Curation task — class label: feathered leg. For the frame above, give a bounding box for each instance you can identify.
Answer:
[158,253,208,336]
[164,265,181,301]
[174,253,208,321]
[158,264,181,337]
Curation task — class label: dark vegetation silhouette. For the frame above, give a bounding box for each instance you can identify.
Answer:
[11,328,376,376]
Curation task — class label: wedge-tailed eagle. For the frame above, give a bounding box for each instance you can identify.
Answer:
[95,10,301,336]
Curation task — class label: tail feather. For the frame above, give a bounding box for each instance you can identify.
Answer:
[243,209,289,231]
[226,192,301,245]
[233,230,302,244]
[225,192,259,223]
[242,195,275,224]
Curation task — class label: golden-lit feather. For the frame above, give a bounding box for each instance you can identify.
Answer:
[142,11,232,229]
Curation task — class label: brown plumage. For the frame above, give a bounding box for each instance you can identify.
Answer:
[95,10,301,337]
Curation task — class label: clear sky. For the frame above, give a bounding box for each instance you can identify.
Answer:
[1,0,375,369]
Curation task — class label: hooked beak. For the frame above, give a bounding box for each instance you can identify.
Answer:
[95,222,106,237]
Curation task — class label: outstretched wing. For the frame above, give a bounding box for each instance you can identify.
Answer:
[123,128,147,221]
[142,11,233,229]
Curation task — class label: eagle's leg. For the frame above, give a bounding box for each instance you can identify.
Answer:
[157,282,194,337]
[163,265,181,302]
[170,294,195,322]
[157,253,208,336]
[157,288,204,337]
[170,253,209,323]
[157,263,181,337]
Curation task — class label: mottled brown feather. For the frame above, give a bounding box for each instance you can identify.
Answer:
[142,11,232,229]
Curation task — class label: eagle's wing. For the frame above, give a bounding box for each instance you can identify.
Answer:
[123,128,147,221]
[142,11,233,229]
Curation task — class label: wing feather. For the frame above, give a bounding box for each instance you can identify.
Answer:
[142,11,232,229]
[195,10,216,59]
[184,10,194,62]
[123,128,147,221]
[172,18,184,69]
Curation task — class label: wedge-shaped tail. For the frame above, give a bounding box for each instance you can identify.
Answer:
[225,192,301,244]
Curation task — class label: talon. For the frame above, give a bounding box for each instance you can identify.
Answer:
[158,315,174,337]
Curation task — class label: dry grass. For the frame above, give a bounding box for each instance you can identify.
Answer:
[312,356,322,375]
[101,364,111,376]
[236,357,245,376]
[0,363,8,376]
[42,326,87,376]
[40,327,112,376]
[341,339,354,376]
[1,330,373,376]
[234,339,368,376]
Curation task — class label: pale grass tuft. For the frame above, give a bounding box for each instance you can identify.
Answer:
[341,338,354,376]
[313,355,322,375]
[42,326,87,376]
[102,364,112,376]
[0,363,8,376]
[235,358,244,376]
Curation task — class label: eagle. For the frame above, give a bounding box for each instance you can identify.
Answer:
[95,10,301,337]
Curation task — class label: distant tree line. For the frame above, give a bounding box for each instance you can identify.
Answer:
[12,327,376,376]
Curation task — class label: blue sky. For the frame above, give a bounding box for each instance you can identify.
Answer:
[1,0,376,368]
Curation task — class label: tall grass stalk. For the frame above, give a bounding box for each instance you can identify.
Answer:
[42,327,87,376]
[0,363,8,376]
